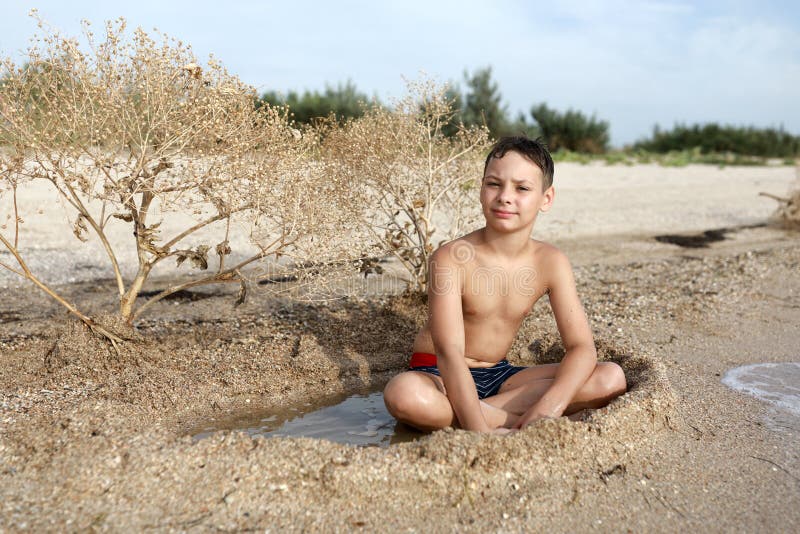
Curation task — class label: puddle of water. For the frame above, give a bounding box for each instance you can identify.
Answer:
[191,390,425,447]
[722,362,800,417]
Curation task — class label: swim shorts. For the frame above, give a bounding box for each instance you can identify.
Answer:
[409,352,526,399]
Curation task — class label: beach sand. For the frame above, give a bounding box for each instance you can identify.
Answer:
[1,163,799,531]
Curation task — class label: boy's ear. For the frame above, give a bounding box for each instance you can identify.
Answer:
[540,186,555,212]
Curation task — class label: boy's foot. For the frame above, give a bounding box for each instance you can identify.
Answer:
[480,400,519,428]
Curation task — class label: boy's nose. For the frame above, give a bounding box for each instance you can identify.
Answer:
[497,188,512,203]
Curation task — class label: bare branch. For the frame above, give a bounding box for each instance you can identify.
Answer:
[131,247,275,321]
[0,259,25,277]
[62,181,126,297]
[218,215,231,273]
[759,192,789,202]
[12,183,20,249]
[160,212,227,253]
[0,231,124,344]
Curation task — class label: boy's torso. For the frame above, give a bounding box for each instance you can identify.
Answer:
[413,234,555,365]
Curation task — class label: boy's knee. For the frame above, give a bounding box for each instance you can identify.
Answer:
[597,362,627,397]
[383,374,423,421]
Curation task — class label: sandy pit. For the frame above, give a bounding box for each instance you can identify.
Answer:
[1,163,799,531]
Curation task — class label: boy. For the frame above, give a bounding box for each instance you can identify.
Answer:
[383,136,626,433]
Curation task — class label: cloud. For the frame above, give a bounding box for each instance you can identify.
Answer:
[641,1,695,14]
[485,1,800,143]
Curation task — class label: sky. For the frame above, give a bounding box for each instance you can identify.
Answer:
[1,1,799,146]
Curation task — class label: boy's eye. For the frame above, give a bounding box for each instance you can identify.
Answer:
[517,186,530,191]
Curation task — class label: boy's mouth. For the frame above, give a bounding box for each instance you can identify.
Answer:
[492,209,516,218]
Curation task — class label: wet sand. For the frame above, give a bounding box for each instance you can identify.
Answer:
[1,163,799,531]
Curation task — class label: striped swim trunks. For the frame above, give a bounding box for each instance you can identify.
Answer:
[409,352,526,399]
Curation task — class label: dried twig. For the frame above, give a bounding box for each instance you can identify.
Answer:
[750,455,800,483]
[0,232,125,347]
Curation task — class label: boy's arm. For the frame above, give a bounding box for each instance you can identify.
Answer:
[515,250,597,428]
[428,247,492,433]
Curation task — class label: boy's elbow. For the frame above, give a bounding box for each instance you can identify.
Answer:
[587,343,598,363]
[435,347,465,364]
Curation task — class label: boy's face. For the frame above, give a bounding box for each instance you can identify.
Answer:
[480,151,554,233]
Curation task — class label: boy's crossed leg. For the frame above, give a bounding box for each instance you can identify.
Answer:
[383,371,517,431]
[383,361,626,432]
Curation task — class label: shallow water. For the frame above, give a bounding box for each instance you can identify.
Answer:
[722,362,800,417]
[191,390,425,447]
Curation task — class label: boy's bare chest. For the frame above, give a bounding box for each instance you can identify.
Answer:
[460,262,546,320]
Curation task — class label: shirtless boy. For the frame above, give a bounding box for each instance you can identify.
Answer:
[383,136,626,433]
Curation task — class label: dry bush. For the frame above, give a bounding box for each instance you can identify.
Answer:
[0,14,364,341]
[765,188,800,228]
[760,166,800,229]
[322,78,491,292]
[786,189,800,226]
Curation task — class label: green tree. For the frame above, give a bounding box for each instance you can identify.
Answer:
[528,103,610,153]
[634,123,799,157]
[259,80,374,124]
[460,66,510,139]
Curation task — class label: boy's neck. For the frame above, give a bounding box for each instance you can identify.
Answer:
[479,225,535,258]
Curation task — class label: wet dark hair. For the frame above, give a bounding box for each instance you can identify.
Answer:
[483,136,554,190]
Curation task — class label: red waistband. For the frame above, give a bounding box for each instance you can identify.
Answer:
[410,352,437,368]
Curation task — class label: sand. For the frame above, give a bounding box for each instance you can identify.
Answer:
[1,162,799,532]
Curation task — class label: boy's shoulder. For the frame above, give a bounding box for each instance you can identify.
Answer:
[527,240,578,292]
[528,238,567,261]
[430,231,481,266]
[433,233,571,269]
[526,238,573,275]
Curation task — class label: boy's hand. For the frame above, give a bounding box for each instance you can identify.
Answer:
[513,405,559,430]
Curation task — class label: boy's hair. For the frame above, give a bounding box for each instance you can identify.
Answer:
[483,136,554,190]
